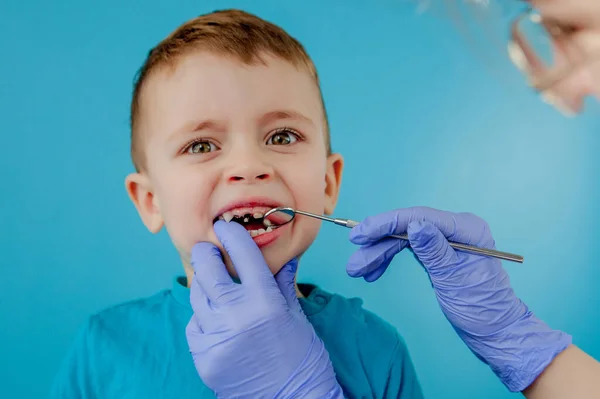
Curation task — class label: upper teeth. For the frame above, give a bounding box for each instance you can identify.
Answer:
[217,206,271,224]
[220,211,265,223]
[216,207,274,237]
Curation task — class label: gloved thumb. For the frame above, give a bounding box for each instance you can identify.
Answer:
[407,220,459,275]
[274,258,302,313]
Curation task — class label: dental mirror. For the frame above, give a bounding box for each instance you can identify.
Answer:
[262,207,524,263]
[262,207,296,228]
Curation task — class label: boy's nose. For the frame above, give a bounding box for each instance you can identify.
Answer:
[228,171,271,183]
[226,162,273,184]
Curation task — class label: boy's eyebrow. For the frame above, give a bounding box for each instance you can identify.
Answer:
[168,119,221,142]
[259,110,315,127]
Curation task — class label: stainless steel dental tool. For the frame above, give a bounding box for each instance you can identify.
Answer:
[263,207,524,263]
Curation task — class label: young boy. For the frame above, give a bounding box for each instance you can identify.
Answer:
[50,9,423,398]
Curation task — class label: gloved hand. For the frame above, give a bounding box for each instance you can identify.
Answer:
[186,220,344,399]
[346,207,572,393]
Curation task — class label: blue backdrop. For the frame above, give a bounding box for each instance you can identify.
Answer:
[1,0,599,398]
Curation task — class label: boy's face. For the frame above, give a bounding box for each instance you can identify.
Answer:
[126,52,343,278]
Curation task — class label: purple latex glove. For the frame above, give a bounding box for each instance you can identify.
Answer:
[186,220,344,398]
[347,207,572,392]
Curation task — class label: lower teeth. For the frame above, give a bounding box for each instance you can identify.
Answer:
[249,226,273,237]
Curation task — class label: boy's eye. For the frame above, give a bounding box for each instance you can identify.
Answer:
[186,140,218,154]
[267,129,299,146]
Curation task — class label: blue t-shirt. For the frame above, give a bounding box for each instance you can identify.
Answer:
[50,277,423,398]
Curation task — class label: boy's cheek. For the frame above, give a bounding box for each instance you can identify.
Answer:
[170,224,221,262]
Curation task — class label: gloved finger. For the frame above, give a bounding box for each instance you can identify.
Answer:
[274,258,301,313]
[185,315,213,374]
[188,272,215,330]
[186,313,203,340]
[406,220,459,275]
[191,241,235,303]
[349,206,494,248]
[362,265,389,283]
[213,220,274,287]
[346,238,406,279]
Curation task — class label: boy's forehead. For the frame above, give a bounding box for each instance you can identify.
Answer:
[139,51,325,142]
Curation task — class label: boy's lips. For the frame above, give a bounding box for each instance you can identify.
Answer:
[251,222,287,248]
[213,196,290,247]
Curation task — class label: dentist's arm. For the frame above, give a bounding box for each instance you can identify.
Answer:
[508,0,600,395]
[346,207,599,398]
[523,345,600,399]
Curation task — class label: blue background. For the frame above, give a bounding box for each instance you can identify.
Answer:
[1,0,599,398]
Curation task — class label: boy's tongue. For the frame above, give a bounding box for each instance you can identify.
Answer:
[243,220,265,231]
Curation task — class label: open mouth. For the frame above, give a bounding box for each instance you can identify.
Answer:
[213,206,275,237]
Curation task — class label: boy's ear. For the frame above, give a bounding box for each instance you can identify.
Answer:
[125,173,164,233]
[323,153,344,215]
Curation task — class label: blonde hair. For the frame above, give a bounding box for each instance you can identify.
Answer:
[129,9,330,172]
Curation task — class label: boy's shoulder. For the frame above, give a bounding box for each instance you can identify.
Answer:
[50,284,203,398]
[89,288,172,324]
[61,283,191,368]
[79,281,190,347]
